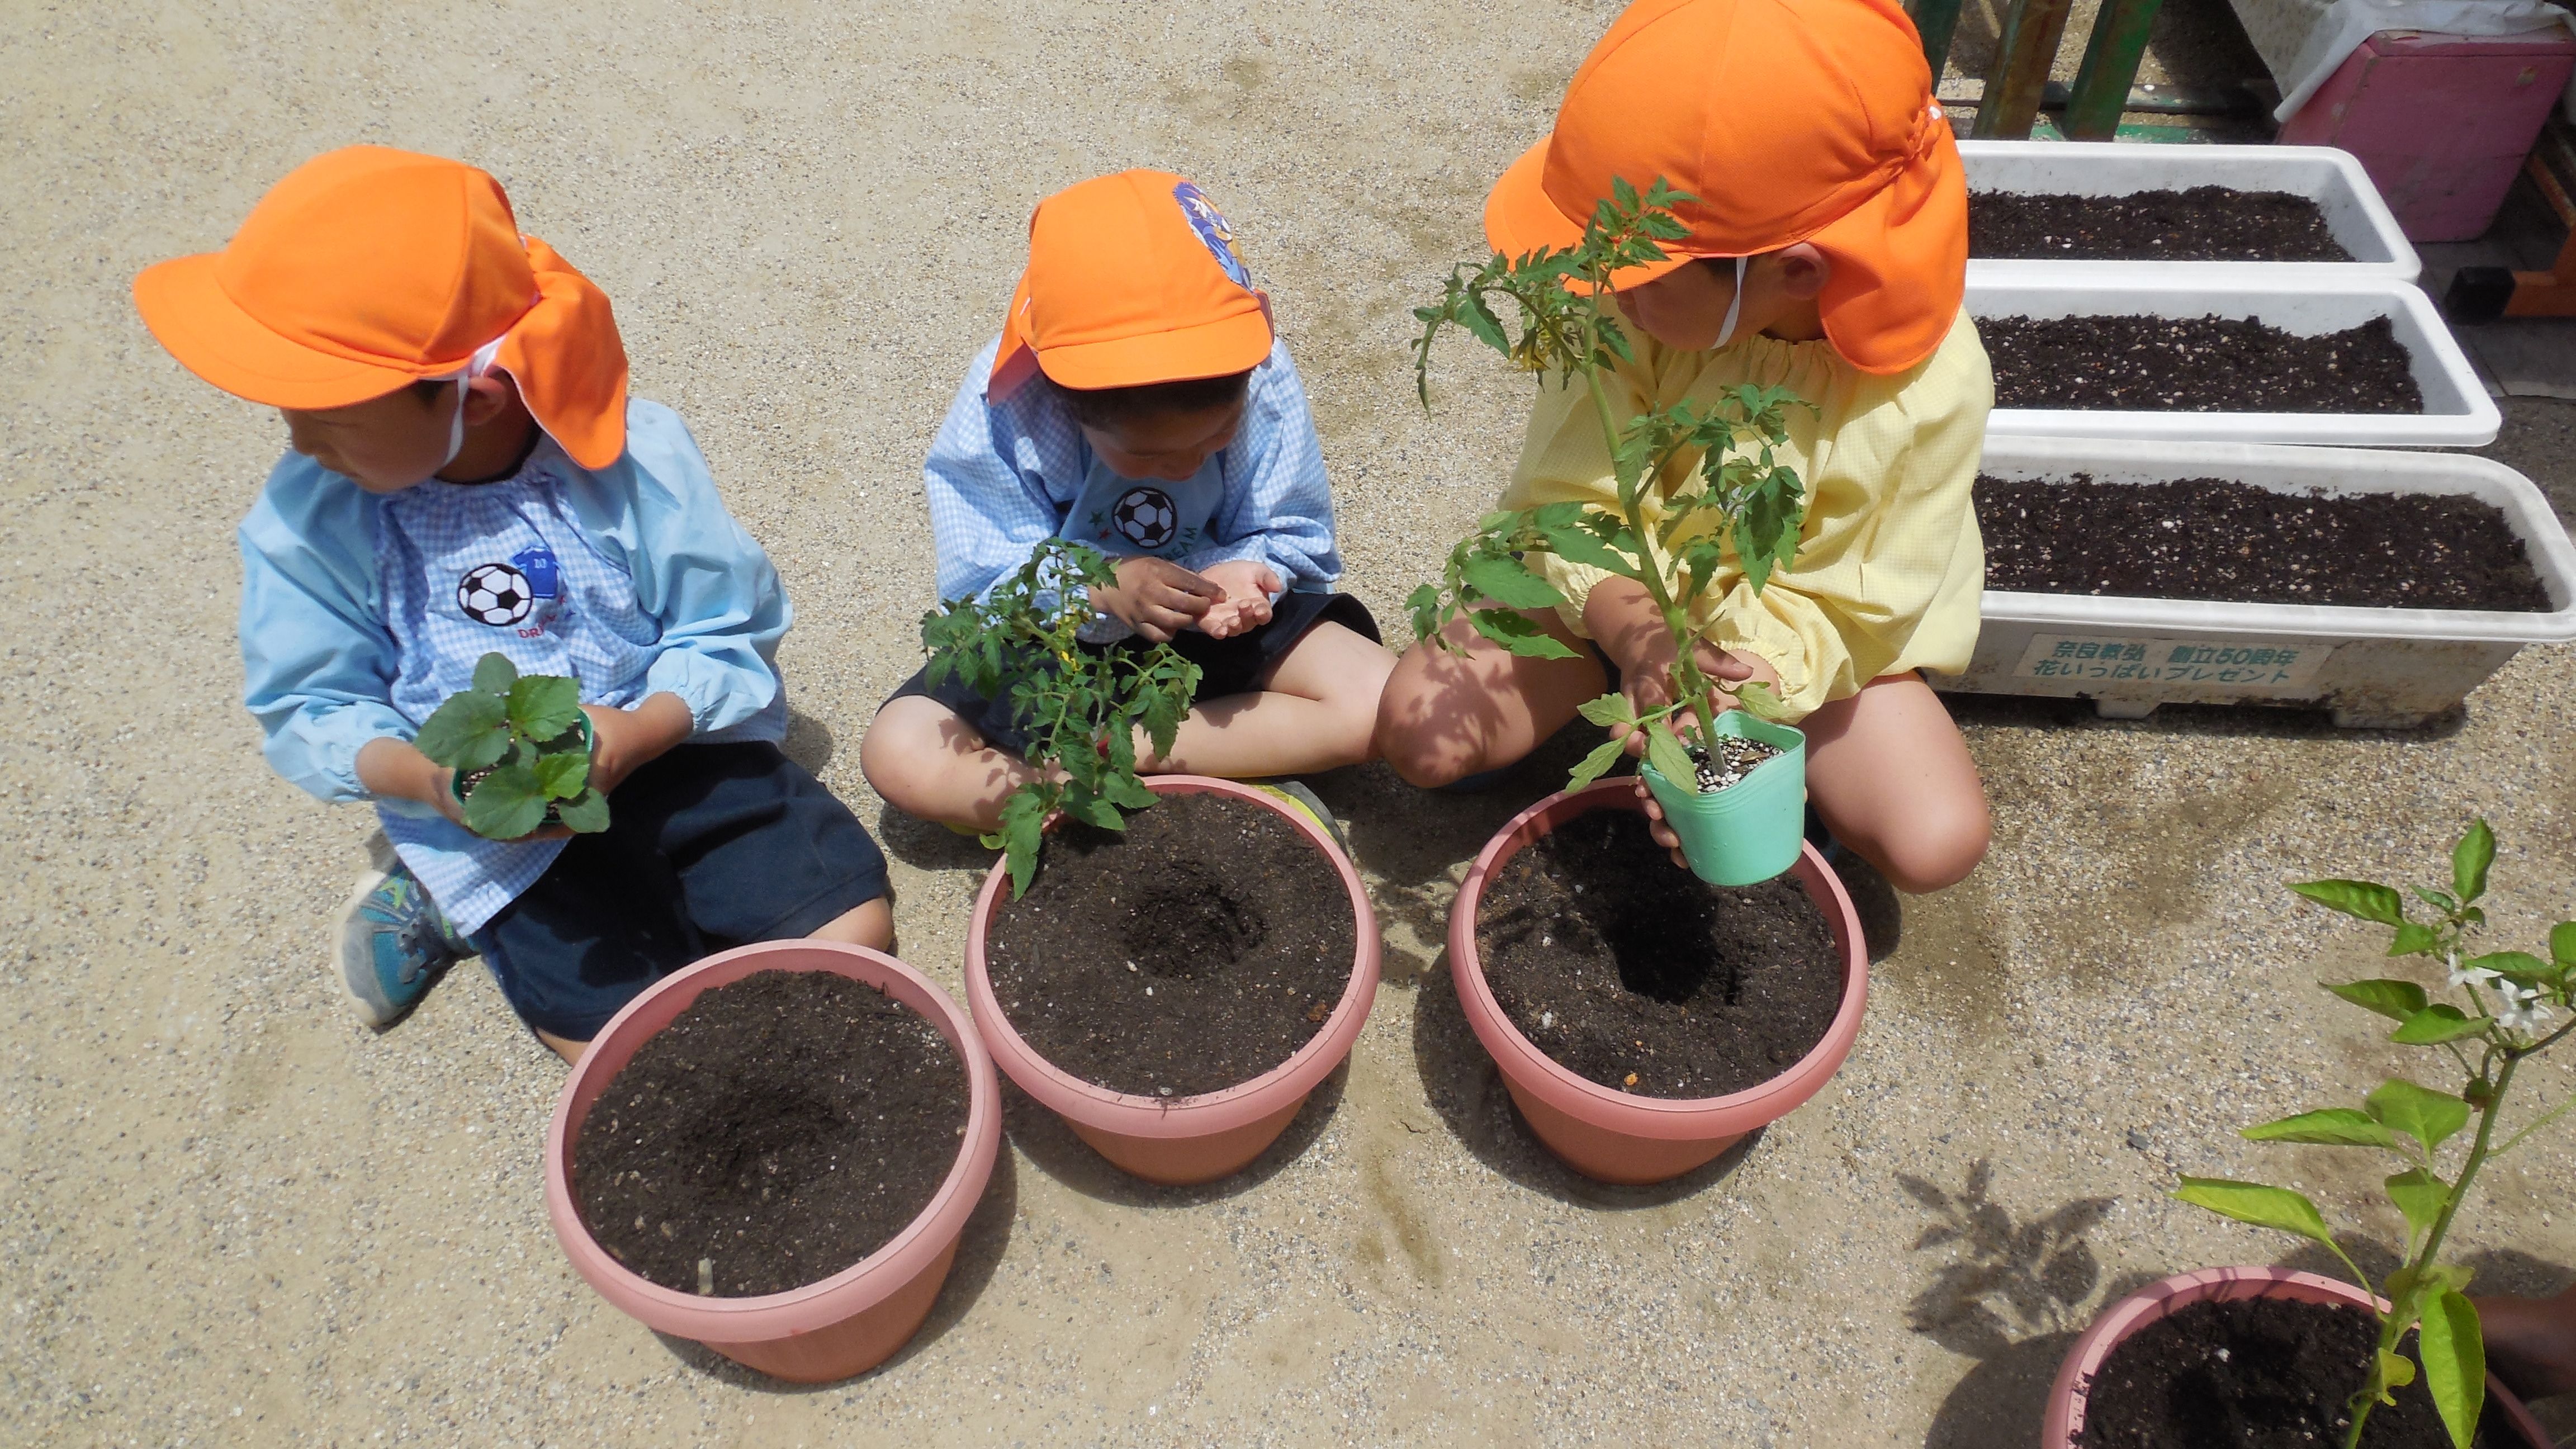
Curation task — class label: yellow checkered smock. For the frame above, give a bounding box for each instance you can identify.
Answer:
[1498,310,1994,721]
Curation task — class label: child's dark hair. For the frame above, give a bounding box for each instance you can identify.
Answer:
[408,378,452,405]
[1055,370,1252,430]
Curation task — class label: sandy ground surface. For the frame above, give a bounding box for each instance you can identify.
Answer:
[6,3,2575,1445]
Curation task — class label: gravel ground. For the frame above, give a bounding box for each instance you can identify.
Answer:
[5,4,2573,1446]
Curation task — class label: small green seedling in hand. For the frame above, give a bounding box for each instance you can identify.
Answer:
[1408,175,1811,794]
[2175,820,2575,1449]
[920,538,1202,897]
[413,652,608,840]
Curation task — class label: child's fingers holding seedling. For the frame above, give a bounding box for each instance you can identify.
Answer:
[1103,556,1223,642]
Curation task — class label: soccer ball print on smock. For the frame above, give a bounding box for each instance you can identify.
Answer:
[1109,485,1180,550]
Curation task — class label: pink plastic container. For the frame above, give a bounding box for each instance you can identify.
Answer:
[964,775,1381,1186]
[2045,1266,2551,1447]
[2279,30,2576,242]
[544,941,1002,1384]
[1447,780,1869,1185]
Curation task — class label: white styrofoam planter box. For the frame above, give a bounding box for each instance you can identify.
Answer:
[1969,276,2500,448]
[1961,140,2419,283]
[1930,438,2576,727]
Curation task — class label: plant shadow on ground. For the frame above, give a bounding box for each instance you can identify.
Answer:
[1908,1159,2151,1448]
[1407,946,1763,1208]
[1940,690,2469,744]
[995,1057,1351,1208]
[650,1143,1020,1390]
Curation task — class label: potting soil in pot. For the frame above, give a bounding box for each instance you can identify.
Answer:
[1977,473,2555,612]
[2077,1295,2489,1448]
[572,969,968,1298]
[1474,807,1840,1098]
[1970,187,2351,262]
[1983,314,2422,414]
[983,789,1355,1098]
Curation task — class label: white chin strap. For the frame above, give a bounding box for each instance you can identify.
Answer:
[437,337,510,469]
[1713,255,1750,349]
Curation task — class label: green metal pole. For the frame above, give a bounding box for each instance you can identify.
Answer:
[2063,0,2165,139]
[1970,0,2075,139]
[1908,0,1966,83]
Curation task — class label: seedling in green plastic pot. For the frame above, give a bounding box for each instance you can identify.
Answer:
[1406,176,1808,797]
[920,538,1201,898]
[413,652,608,840]
[2175,819,2575,1449]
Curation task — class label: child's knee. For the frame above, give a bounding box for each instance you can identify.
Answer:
[1873,797,1990,894]
[858,702,947,814]
[1373,711,1471,789]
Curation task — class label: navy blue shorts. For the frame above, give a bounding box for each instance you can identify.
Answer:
[466,741,890,1040]
[883,590,1380,759]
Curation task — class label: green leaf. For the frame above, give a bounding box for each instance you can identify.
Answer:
[531,750,589,801]
[2329,978,2431,1022]
[462,764,549,840]
[1644,721,1696,792]
[1460,553,1567,610]
[1100,770,1158,812]
[1062,792,1124,831]
[2415,886,2460,915]
[1565,736,1630,791]
[1731,681,1794,723]
[2417,1291,2485,1449]
[471,652,519,694]
[505,675,584,741]
[2462,951,2554,986]
[2389,921,2443,957]
[2367,1079,2471,1156]
[2553,921,2576,970]
[412,691,512,771]
[2291,879,2406,926]
[2378,1347,2418,1398]
[998,789,1048,898]
[1576,693,1639,728]
[2384,1168,2450,1242]
[2451,819,2495,906]
[2242,1109,2397,1149]
[1405,583,1442,642]
[1530,509,1633,574]
[2391,1005,2494,1045]
[2174,1178,2339,1247]
[1465,607,1580,660]
[552,788,610,834]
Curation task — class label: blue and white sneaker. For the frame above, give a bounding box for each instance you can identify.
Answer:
[330,864,467,1027]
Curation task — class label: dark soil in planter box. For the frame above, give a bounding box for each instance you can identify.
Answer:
[2077,1295,2498,1448]
[573,969,968,1298]
[1983,314,2422,414]
[1474,807,1840,1099]
[983,789,1355,1098]
[1977,473,2555,612]
[1971,187,2352,262]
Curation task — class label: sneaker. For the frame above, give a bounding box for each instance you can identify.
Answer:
[330,864,467,1027]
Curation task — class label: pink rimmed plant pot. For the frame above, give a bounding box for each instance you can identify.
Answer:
[1447,779,1869,1186]
[964,775,1381,1187]
[2043,1266,2551,1448]
[544,940,1002,1384]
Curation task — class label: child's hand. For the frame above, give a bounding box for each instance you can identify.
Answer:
[1096,556,1224,643]
[1193,560,1281,640]
[581,694,693,796]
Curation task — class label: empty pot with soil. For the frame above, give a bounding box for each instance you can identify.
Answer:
[2045,1268,2551,1448]
[963,775,1380,1186]
[544,940,1001,1384]
[1447,780,1868,1185]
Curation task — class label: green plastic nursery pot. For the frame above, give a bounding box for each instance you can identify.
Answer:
[1636,709,1807,887]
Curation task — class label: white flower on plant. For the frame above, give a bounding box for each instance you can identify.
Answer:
[2494,983,2555,1035]
[2448,962,2504,990]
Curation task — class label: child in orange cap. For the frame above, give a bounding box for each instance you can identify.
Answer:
[1376,0,1995,897]
[135,146,893,1059]
[862,171,1395,833]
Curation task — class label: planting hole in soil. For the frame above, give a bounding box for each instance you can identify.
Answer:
[982,790,1355,1098]
[572,970,968,1298]
[2077,1296,2493,1447]
[1983,315,2422,414]
[1970,187,2352,263]
[1474,808,1840,1098]
[1977,474,2555,612]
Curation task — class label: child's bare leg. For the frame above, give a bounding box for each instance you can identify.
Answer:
[534,900,898,1067]
[1803,672,1989,894]
[861,695,1049,832]
[1374,608,1609,787]
[1140,622,1395,777]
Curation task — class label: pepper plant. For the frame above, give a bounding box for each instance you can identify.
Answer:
[413,652,607,839]
[1407,176,1807,794]
[2175,820,2574,1449]
[921,537,1200,897]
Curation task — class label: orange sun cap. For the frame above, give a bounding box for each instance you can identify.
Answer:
[987,169,1275,401]
[1484,0,1966,376]
[132,145,631,468]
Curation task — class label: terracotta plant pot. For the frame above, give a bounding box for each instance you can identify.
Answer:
[544,940,1002,1384]
[2044,1266,2553,1448]
[1447,779,1869,1185]
[964,774,1381,1186]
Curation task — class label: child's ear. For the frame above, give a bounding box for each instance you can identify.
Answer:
[460,373,520,428]
[1773,243,1831,301]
